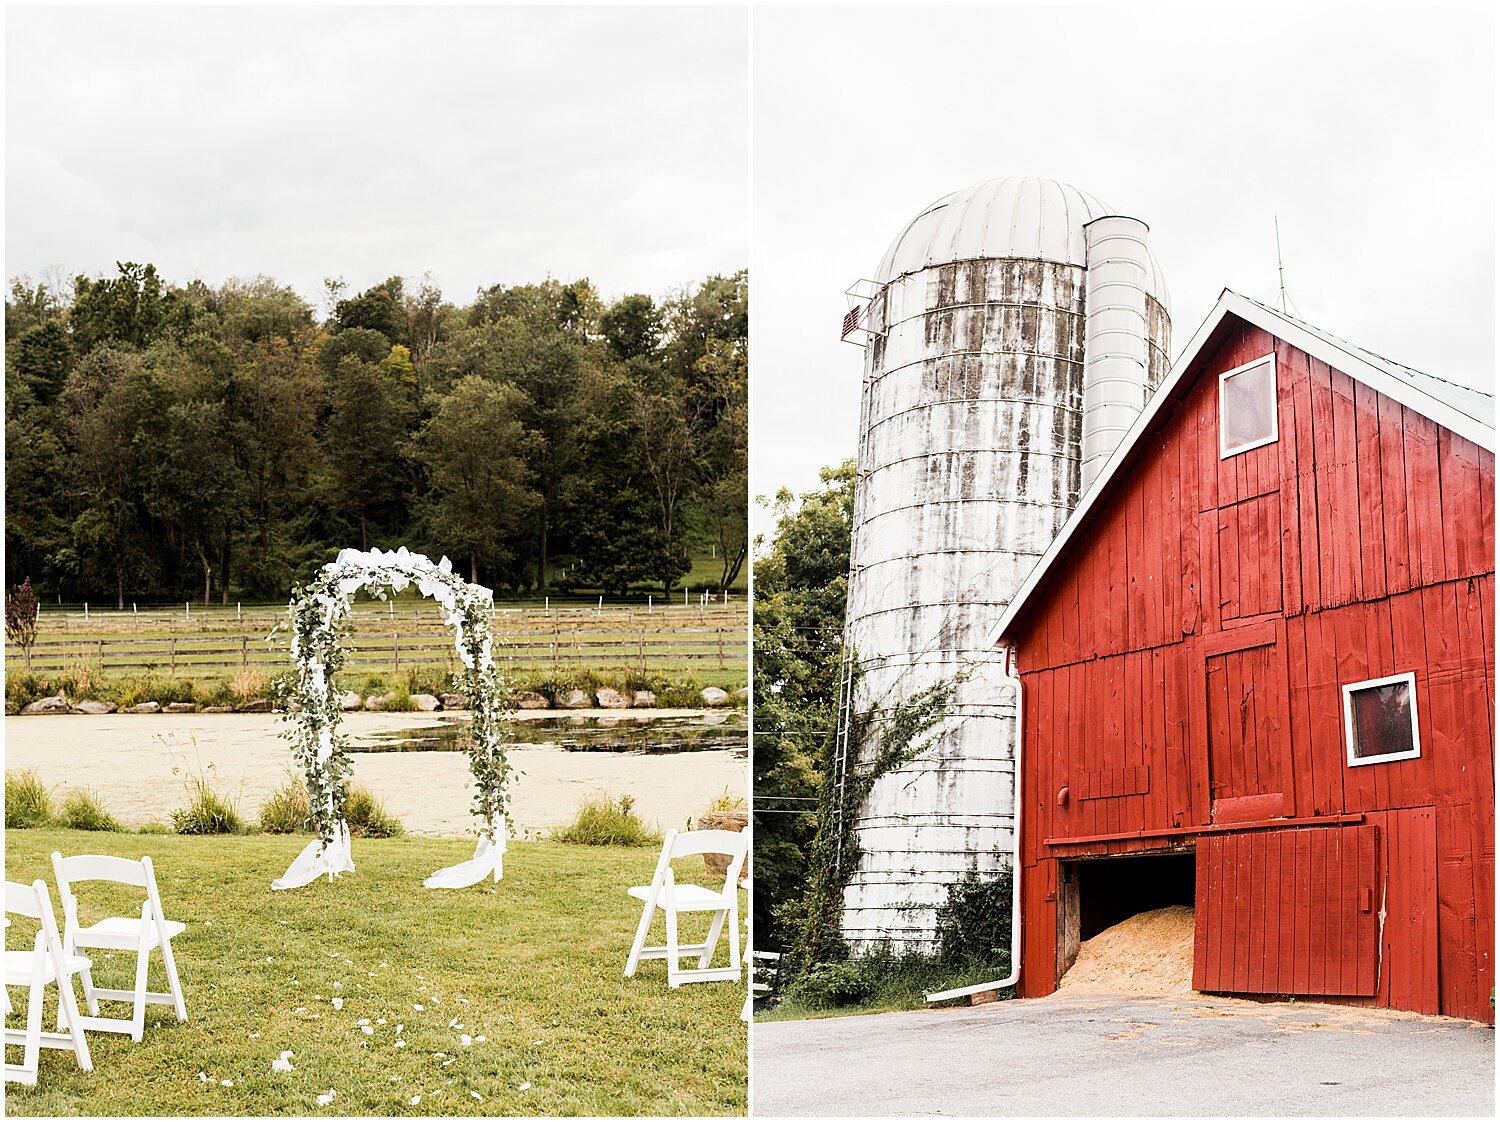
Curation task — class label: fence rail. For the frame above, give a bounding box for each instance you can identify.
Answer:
[8,626,746,676]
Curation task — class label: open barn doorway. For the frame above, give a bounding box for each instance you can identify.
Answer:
[1055,849,1196,994]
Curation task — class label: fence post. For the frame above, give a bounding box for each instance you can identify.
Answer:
[718,627,725,670]
[170,638,177,673]
[84,602,89,620]
[241,636,248,668]
[553,623,560,668]
[393,632,400,672]
[97,639,104,666]
[639,627,646,676]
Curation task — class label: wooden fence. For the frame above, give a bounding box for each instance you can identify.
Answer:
[7,604,748,677]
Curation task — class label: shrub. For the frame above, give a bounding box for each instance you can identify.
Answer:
[552,791,661,847]
[171,776,246,835]
[782,958,879,1008]
[6,770,54,828]
[934,868,1013,972]
[227,670,269,707]
[345,784,404,838]
[57,788,124,832]
[705,787,748,813]
[259,773,312,834]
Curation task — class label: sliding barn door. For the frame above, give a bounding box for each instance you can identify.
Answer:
[1193,825,1379,996]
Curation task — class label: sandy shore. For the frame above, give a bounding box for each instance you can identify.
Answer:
[2,712,746,838]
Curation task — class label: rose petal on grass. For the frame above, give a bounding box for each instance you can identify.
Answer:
[358,1018,370,1026]
[471,1091,483,1101]
[220,1080,233,1087]
[396,1024,404,1034]
[413,1004,424,1011]
[331,998,344,1010]
[409,1095,421,1106]
[197,1072,208,1083]
[459,1034,472,1047]
[394,1040,407,1048]
[360,1025,374,1035]
[271,1058,293,1074]
[317,1090,336,1106]
[519,1081,532,1091]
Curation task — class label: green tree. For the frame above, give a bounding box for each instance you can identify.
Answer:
[752,462,856,950]
[333,276,404,340]
[320,356,415,551]
[407,376,541,584]
[70,262,171,352]
[599,293,662,362]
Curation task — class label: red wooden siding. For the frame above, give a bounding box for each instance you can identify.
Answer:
[1008,314,1495,1022]
[1194,826,1379,996]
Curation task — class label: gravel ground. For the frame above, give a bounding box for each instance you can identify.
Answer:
[753,992,1495,1117]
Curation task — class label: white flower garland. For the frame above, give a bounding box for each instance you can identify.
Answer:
[281,547,513,854]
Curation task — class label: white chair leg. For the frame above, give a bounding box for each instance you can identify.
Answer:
[624,901,655,978]
[57,976,94,1071]
[130,941,150,1042]
[160,936,187,1022]
[79,964,101,1016]
[699,908,728,968]
[727,905,742,978]
[22,976,45,1084]
[664,905,682,989]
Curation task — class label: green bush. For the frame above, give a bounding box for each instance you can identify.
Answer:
[171,777,247,835]
[259,773,312,834]
[6,769,55,827]
[552,792,661,847]
[57,788,124,832]
[344,784,404,838]
[934,868,1013,971]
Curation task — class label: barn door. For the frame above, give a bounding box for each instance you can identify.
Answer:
[1193,825,1380,996]
[1193,620,1293,825]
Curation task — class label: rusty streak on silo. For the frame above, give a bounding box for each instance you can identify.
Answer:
[841,176,1170,949]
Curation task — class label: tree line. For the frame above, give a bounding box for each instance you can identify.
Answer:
[5,264,746,606]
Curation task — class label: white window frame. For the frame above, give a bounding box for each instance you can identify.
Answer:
[1218,352,1279,458]
[1343,671,1421,767]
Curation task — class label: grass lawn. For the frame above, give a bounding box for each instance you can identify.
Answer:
[4,829,746,1116]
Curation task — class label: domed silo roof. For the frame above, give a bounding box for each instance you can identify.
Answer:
[873,175,1170,310]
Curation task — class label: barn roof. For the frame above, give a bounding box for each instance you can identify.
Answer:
[991,288,1496,645]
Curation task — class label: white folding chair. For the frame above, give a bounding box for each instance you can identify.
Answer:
[625,828,747,988]
[5,879,94,1085]
[50,853,187,1042]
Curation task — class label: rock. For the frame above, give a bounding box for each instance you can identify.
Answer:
[201,705,236,714]
[513,691,550,710]
[696,809,750,880]
[364,693,394,711]
[701,686,729,707]
[595,687,629,709]
[631,689,657,708]
[734,687,749,700]
[340,691,363,712]
[412,693,441,712]
[237,699,274,713]
[21,695,70,714]
[123,701,161,714]
[561,688,592,710]
[163,702,197,714]
[439,692,468,710]
[71,699,117,715]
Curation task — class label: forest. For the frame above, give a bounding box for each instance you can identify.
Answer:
[5,264,746,605]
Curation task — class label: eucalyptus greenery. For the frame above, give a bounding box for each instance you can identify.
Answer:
[281,547,513,853]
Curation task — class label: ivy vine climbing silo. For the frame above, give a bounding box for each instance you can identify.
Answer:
[836,176,1171,948]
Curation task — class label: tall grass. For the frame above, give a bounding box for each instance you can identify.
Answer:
[258,773,403,838]
[57,788,124,832]
[552,792,661,847]
[169,762,247,835]
[5,770,55,828]
[345,784,404,838]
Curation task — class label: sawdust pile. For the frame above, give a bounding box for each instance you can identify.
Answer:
[1056,905,1196,996]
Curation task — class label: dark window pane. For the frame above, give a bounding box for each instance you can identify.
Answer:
[1350,681,1415,760]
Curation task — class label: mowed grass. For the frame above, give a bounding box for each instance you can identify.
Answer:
[4,829,746,1116]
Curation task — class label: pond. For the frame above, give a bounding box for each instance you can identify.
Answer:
[353,711,747,754]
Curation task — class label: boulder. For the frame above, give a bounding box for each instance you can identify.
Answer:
[696,809,750,880]
[595,687,629,709]
[71,699,118,715]
[412,693,441,712]
[701,686,729,707]
[735,687,750,700]
[123,701,162,714]
[21,695,70,715]
[439,692,468,711]
[339,691,363,712]
[513,691,550,710]
[163,702,197,714]
[201,705,236,714]
[237,699,274,713]
[631,689,657,708]
[561,688,592,710]
[364,693,394,711]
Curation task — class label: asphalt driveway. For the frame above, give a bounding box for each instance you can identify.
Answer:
[753,993,1495,1116]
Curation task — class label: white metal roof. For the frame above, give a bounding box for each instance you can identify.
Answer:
[872,175,1170,308]
[991,288,1497,646]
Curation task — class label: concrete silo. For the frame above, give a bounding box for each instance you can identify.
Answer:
[837,176,1170,948]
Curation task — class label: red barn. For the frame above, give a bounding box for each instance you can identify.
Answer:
[994,290,1495,1022]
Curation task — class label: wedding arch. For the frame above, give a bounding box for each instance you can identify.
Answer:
[271,547,513,891]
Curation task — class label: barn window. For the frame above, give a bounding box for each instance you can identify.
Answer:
[1343,672,1421,766]
[1219,353,1278,457]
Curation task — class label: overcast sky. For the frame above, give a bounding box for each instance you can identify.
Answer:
[751,5,1496,536]
[5,6,748,309]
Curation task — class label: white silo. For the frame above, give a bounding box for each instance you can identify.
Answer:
[837,176,1170,949]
